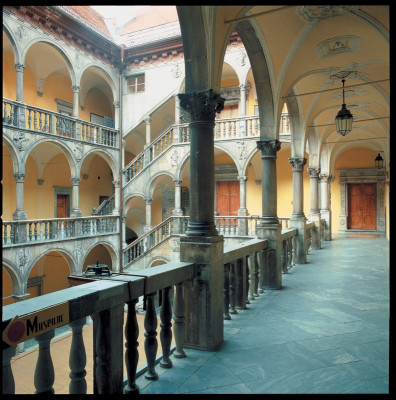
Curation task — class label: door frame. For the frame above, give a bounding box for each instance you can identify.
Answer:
[338,168,386,234]
[54,186,72,218]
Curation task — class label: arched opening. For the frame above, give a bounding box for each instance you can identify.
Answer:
[82,244,113,273]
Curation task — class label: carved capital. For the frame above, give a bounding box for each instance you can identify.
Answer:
[178,89,225,123]
[71,177,81,185]
[289,157,307,172]
[174,179,182,186]
[71,85,80,92]
[319,174,330,183]
[113,101,120,108]
[13,173,26,183]
[14,63,26,73]
[307,167,320,178]
[257,139,281,157]
[144,115,152,125]
[238,176,247,183]
[112,180,120,187]
[145,198,152,205]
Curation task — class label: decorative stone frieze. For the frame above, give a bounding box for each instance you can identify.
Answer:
[315,36,360,58]
[73,143,84,162]
[297,5,359,22]
[178,90,225,123]
[13,131,29,151]
[289,157,307,172]
[256,139,281,158]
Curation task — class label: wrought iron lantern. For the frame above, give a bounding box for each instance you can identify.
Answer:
[335,78,353,136]
[375,152,384,169]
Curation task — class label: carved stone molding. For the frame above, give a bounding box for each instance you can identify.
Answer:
[319,174,330,183]
[297,6,359,22]
[144,116,152,125]
[73,143,83,162]
[70,177,81,185]
[307,167,320,178]
[170,149,179,167]
[257,140,281,158]
[13,173,26,183]
[237,141,248,160]
[289,157,307,172]
[13,131,29,151]
[178,90,225,123]
[71,85,80,93]
[174,179,182,186]
[14,63,26,73]
[238,176,247,183]
[315,35,360,58]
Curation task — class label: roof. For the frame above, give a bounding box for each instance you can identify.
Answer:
[66,6,111,37]
[118,6,178,36]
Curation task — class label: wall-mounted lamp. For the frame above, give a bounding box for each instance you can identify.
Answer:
[375,152,384,169]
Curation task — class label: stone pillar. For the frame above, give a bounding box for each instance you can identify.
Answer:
[14,63,27,128]
[256,139,282,289]
[112,180,120,215]
[122,215,127,248]
[72,86,80,118]
[319,174,332,241]
[70,178,82,218]
[173,179,183,216]
[289,157,307,264]
[113,101,120,130]
[238,84,247,136]
[308,167,321,249]
[144,198,152,232]
[14,63,25,103]
[144,116,152,148]
[178,89,225,351]
[12,173,27,220]
[238,175,248,235]
[174,94,181,143]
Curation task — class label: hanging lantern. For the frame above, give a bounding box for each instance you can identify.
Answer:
[335,79,353,136]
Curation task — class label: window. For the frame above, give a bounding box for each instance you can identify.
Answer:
[126,74,145,94]
[90,113,114,128]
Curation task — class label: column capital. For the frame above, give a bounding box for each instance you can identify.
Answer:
[112,180,120,187]
[145,198,153,205]
[178,89,225,123]
[257,139,281,158]
[14,63,26,72]
[144,115,152,125]
[13,173,26,183]
[113,101,120,108]
[71,85,80,93]
[239,83,247,91]
[307,167,320,178]
[289,157,307,172]
[70,177,81,185]
[319,174,330,183]
[174,179,182,186]
[238,175,247,183]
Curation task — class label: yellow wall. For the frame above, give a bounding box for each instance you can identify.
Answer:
[2,146,16,221]
[2,269,13,306]
[80,87,113,121]
[40,252,71,294]
[247,90,257,116]
[332,147,379,234]
[3,51,17,100]
[246,164,262,216]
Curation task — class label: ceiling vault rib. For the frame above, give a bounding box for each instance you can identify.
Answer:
[308,116,390,128]
[282,79,390,99]
[325,136,387,144]
[224,6,292,24]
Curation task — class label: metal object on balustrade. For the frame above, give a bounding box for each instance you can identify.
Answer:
[83,260,112,277]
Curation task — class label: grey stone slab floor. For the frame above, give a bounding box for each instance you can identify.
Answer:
[136,235,390,394]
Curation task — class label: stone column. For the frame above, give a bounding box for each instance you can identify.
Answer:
[238,84,247,136]
[289,157,307,264]
[72,86,80,118]
[256,139,282,289]
[112,180,120,215]
[174,94,181,143]
[173,179,183,216]
[238,175,248,235]
[319,174,332,241]
[144,198,152,232]
[70,178,82,218]
[13,173,27,220]
[14,63,27,128]
[308,167,321,249]
[122,215,127,248]
[113,101,120,130]
[144,116,152,148]
[178,89,225,351]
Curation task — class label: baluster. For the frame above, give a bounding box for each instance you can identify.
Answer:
[144,292,158,380]
[223,263,231,320]
[160,286,173,369]
[3,346,16,394]
[26,108,31,129]
[233,120,237,137]
[234,258,243,309]
[95,311,110,393]
[124,299,140,394]
[33,110,37,131]
[257,250,264,293]
[281,240,286,273]
[173,282,186,358]
[229,261,238,314]
[68,318,87,394]
[34,222,38,241]
[3,102,7,122]
[28,222,33,242]
[253,252,259,296]
[233,218,237,235]
[39,112,43,131]
[222,121,226,138]
[34,330,55,394]
[10,104,15,126]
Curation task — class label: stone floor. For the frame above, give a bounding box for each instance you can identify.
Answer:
[137,234,390,394]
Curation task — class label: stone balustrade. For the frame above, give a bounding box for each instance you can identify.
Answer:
[3,98,118,149]
[281,228,298,273]
[2,215,119,247]
[2,261,196,394]
[305,221,315,255]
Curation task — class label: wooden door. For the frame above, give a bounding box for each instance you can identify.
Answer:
[348,183,376,229]
[57,195,67,218]
[216,181,240,216]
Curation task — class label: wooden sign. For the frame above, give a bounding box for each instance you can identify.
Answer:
[2,302,69,347]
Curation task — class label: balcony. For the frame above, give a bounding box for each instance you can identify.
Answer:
[3,234,388,394]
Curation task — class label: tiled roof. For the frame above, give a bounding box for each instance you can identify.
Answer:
[66,6,111,37]
[119,6,178,36]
